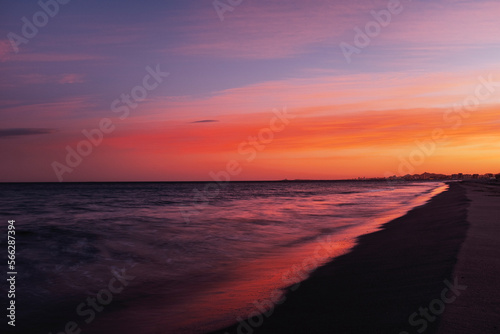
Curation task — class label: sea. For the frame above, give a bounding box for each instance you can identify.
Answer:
[0,180,447,333]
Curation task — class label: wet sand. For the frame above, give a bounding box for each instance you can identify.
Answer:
[212,182,472,333]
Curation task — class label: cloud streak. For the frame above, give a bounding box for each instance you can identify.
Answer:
[190,120,219,123]
[0,128,56,138]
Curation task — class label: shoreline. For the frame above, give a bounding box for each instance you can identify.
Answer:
[212,182,470,333]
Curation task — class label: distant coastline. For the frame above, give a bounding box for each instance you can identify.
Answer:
[1,171,500,184]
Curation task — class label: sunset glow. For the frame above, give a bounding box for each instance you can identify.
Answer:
[1,0,500,181]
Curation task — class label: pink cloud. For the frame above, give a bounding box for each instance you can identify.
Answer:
[0,39,14,62]
[58,73,85,84]
[171,1,372,59]
[5,73,85,85]
[171,0,500,60]
[0,73,86,88]
[137,66,500,123]
[7,53,107,62]
[378,0,500,47]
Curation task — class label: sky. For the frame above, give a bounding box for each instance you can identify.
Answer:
[1,0,500,182]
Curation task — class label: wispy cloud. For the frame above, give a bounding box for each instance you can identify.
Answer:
[171,0,500,62]
[0,40,14,62]
[0,96,98,124]
[0,128,56,138]
[171,1,360,59]
[190,120,219,123]
[141,67,499,122]
[5,52,107,63]
[58,73,85,84]
[3,73,86,86]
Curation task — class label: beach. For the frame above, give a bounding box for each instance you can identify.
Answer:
[437,182,500,333]
[213,181,499,333]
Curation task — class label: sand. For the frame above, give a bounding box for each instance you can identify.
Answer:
[437,182,500,333]
[212,182,480,333]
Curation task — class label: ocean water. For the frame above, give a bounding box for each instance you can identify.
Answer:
[0,181,447,333]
